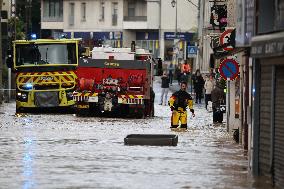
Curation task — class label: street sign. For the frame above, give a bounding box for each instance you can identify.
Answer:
[220,28,235,51]
[219,58,239,80]
[187,46,197,58]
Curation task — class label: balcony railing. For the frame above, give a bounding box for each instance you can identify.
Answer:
[123,16,147,22]
[42,16,63,22]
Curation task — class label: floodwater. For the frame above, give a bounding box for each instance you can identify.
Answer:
[0,82,272,189]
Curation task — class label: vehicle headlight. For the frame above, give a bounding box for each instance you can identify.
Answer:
[21,93,27,99]
[67,92,73,97]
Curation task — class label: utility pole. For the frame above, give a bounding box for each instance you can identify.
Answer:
[0,0,3,104]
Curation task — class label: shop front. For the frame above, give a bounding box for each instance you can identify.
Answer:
[251,32,284,188]
[136,31,159,58]
[93,31,123,48]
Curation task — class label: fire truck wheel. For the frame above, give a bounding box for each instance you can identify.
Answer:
[16,107,25,113]
[76,108,90,117]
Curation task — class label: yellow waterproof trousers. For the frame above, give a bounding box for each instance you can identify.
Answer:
[171,109,188,128]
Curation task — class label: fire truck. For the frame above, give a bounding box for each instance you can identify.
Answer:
[12,39,80,113]
[73,46,155,118]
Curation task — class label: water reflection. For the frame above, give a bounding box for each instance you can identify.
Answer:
[22,136,35,189]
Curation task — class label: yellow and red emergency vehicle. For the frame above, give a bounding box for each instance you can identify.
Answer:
[13,39,80,113]
[73,46,155,118]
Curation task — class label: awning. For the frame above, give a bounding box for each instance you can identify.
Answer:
[251,32,284,58]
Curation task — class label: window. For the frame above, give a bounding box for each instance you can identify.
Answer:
[69,3,75,26]
[81,2,86,21]
[43,0,63,19]
[112,2,118,26]
[128,2,135,17]
[1,11,8,19]
[100,1,105,21]
[15,43,77,66]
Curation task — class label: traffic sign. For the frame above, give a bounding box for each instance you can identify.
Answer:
[219,59,239,80]
[187,46,197,58]
[220,28,235,51]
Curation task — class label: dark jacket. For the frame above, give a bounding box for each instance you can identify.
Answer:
[161,76,170,88]
[193,75,205,91]
[211,85,225,108]
[171,90,193,110]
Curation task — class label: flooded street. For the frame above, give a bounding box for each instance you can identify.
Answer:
[0,82,261,189]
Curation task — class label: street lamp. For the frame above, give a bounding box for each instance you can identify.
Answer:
[26,0,32,39]
[171,0,178,38]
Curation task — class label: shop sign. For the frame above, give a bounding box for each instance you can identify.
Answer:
[210,4,227,31]
[251,37,284,58]
[210,34,225,53]
[164,32,193,41]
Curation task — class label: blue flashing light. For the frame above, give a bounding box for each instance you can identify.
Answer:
[31,33,37,40]
[24,83,33,90]
[60,33,67,39]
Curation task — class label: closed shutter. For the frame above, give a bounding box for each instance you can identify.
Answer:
[274,66,284,187]
[259,64,272,176]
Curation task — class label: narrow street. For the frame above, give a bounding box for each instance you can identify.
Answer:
[0,79,259,189]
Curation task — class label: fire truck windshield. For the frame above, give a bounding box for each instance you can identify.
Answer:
[15,43,77,66]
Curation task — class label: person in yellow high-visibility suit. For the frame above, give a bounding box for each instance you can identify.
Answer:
[169,82,195,129]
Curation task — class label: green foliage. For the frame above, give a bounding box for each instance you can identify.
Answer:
[8,17,25,40]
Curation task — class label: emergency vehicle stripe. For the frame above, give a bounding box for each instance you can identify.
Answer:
[119,95,144,99]
[73,92,98,97]
[17,71,77,90]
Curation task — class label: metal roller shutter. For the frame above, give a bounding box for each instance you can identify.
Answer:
[259,64,272,176]
[274,66,284,188]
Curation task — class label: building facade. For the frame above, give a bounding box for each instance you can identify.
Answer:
[41,0,198,60]
[250,0,284,187]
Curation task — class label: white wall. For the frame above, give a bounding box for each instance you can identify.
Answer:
[147,0,160,29]
[161,0,198,31]
[42,0,197,32]
[3,0,11,18]
[42,22,64,30]
[63,0,123,32]
[123,30,135,48]
[201,35,213,73]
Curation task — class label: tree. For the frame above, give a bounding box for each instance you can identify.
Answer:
[8,17,25,40]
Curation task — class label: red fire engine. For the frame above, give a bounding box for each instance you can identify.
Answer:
[73,47,155,118]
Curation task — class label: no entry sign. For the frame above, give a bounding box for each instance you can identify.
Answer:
[219,59,239,80]
[220,29,235,51]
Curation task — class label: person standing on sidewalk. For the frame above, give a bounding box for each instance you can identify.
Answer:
[181,62,190,84]
[193,69,205,104]
[204,75,215,110]
[168,62,174,85]
[211,81,225,123]
[168,82,195,129]
[160,72,170,105]
[157,58,163,76]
